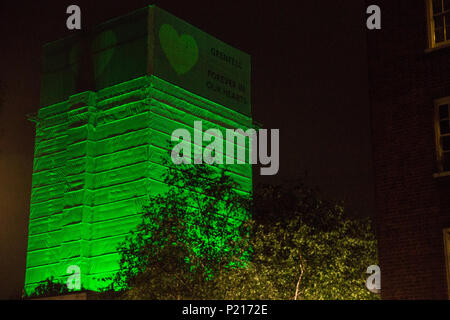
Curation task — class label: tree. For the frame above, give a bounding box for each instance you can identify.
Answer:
[247,211,378,300]
[105,161,378,300]
[105,160,252,299]
[187,184,379,300]
[23,277,70,299]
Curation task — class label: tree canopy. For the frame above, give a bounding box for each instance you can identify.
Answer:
[101,160,379,300]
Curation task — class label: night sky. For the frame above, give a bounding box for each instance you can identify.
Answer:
[0,0,373,299]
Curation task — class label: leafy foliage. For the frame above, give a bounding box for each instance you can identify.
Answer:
[107,161,251,298]
[106,162,379,300]
[246,212,378,299]
[24,277,70,299]
[249,183,379,299]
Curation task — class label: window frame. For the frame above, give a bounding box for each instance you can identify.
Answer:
[444,228,450,299]
[426,0,450,49]
[434,97,450,174]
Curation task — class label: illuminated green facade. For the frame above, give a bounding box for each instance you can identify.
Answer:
[25,6,252,293]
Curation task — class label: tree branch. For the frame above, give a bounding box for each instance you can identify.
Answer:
[294,252,305,300]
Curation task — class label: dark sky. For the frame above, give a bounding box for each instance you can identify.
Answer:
[0,0,373,299]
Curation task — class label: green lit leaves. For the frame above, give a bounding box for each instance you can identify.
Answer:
[111,158,251,297]
[110,166,378,300]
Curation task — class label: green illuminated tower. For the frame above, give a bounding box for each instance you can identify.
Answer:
[25,6,252,293]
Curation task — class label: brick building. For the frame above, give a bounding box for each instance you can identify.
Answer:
[367,0,450,299]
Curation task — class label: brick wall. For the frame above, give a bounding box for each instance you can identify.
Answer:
[367,0,450,299]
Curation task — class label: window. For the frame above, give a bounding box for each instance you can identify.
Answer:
[435,98,450,173]
[427,0,450,48]
[444,229,450,299]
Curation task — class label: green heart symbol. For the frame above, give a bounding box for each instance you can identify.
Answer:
[159,24,198,75]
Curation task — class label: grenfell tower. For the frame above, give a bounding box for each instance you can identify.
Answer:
[25,6,252,293]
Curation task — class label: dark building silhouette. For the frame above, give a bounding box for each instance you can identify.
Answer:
[367,0,450,299]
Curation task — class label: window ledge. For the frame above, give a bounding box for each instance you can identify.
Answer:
[425,42,450,54]
[433,171,450,179]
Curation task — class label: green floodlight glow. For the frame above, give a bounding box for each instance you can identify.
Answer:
[25,6,252,294]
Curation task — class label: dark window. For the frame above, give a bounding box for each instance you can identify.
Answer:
[430,0,450,46]
[435,100,450,172]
